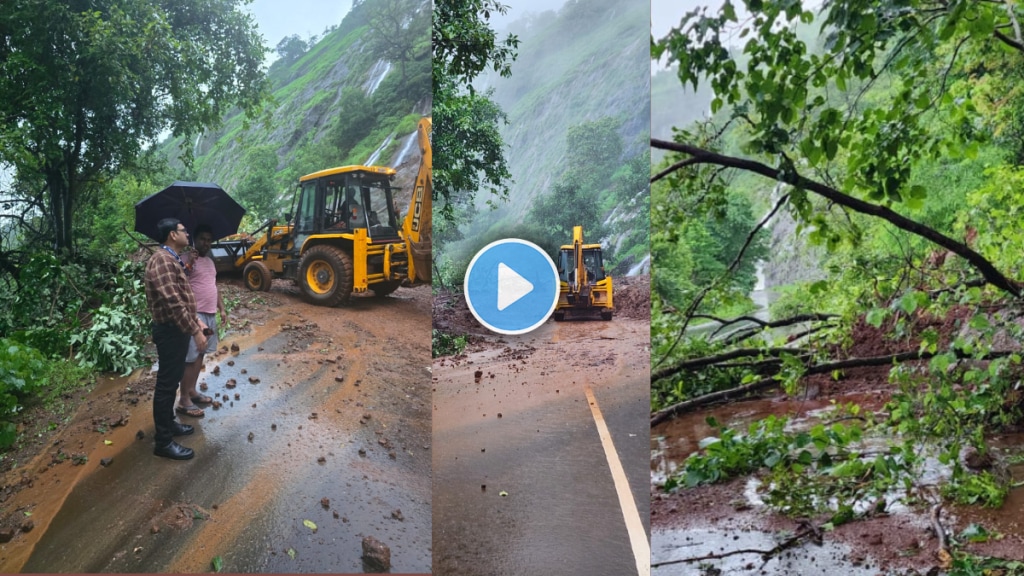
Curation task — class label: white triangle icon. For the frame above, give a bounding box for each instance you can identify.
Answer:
[497,262,534,311]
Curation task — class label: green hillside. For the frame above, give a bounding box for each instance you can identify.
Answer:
[440,0,649,278]
[157,0,431,226]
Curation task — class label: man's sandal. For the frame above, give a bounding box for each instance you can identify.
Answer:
[176,405,205,418]
[191,394,214,404]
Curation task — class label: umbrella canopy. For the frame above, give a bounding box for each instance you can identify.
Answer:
[134,181,246,243]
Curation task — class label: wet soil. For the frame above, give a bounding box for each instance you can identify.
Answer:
[0,276,432,573]
[652,306,1024,575]
[433,276,651,575]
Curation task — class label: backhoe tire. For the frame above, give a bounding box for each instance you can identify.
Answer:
[553,311,565,322]
[243,261,272,292]
[298,245,353,307]
[371,281,401,297]
[600,310,613,321]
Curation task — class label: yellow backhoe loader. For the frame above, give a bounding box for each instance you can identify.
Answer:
[224,117,432,306]
[553,225,613,321]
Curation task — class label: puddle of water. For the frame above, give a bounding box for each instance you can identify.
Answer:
[652,527,881,575]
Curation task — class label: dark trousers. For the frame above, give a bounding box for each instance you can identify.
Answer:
[152,322,189,447]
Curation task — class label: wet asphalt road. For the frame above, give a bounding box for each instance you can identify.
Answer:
[20,294,431,574]
[433,318,650,575]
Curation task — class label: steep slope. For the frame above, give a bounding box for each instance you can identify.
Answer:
[443,0,649,274]
[487,0,649,217]
[157,0,431,216]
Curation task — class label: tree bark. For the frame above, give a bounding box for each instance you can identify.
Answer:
[651,348,1016,426]
[650,139,1021,298]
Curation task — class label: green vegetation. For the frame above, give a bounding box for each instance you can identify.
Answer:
[653,0,1024,568]
[432,330,468,358]
[0,0,426,454]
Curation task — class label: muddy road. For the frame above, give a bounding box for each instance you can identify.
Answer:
[433,277,651,576]
[0,279,432,574]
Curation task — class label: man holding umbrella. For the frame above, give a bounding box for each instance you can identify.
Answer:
[144,218,208,460]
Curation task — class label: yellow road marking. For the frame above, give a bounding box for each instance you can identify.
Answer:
[584,385,650,576]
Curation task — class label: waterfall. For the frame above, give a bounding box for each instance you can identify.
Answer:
[193,130,203,157]
[627,253,650,276]
[365,60,392,95]
[391,132,418,168]
[365,132,395,166]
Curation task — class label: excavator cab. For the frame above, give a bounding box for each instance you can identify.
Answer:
[233,117,432,307]
[554,226,613,321]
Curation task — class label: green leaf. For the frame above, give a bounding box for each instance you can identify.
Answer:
[969,314,990,331]
[212,556,223,573]
[866,308,887,328]
[287,548,296,560]
[303,519,317,531]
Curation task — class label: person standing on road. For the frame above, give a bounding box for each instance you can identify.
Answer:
[176,224,228,418]
[144,218,208,460]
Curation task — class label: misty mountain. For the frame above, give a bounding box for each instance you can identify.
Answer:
[447,0,649,275]
[651,65,714,162]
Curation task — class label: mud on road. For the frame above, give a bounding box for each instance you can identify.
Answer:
[432,276,651,576]
[0,277,432,573]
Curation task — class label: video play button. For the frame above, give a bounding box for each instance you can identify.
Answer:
[464,239,559,335]
[497,263,533,310]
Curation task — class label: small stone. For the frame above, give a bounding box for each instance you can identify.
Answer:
[497,413,502,418]
[240,368,248,374]
[333,511,339,519]
[225,379,237,389]
[20,519,33,533]
[0,528,14,543]
[136,430,145,440]
[390,509,403,521]
[248,376,260,384]
[199,382,208,391]
[317,456,326,464]
[335,376,344,383]
[211,366,221,376]
[361,536,391,571]
[230,343,240,352]
[227,360,235,366]
[248,432,254,442]
[358,448,367,457]
[151,525,160,534]
[321,497,330,509]
[388,451,396,459]
[271,424,277,431]
[234,393,240,400]
[100,457,113,467]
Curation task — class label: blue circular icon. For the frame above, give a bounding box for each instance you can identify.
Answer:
[464,239,559,335]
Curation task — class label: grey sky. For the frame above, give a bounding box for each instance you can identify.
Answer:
[492,0,569,31]
[246,0,353,63]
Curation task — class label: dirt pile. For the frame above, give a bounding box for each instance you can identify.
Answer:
[613,274,650,320]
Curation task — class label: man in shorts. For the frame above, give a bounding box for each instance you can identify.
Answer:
[177,224,229,417]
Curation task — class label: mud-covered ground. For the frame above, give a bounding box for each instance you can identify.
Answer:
[652,307,1024,575]
[433,275,652,576]
[0,276,432,573]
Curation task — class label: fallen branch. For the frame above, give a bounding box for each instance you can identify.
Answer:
[652,348,1017,426]
[651,138,1022,298]
[651,521,817,569]
[652,347,811,380]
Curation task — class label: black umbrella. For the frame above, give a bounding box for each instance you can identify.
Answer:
[134,181,246,243]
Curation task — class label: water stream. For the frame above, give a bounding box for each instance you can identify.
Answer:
[364,60,391,95]
[364,132,395,166]
[391,131,418,168]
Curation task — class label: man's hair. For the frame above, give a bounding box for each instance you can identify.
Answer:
[157,218,181,244]
[194,223,213,238]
